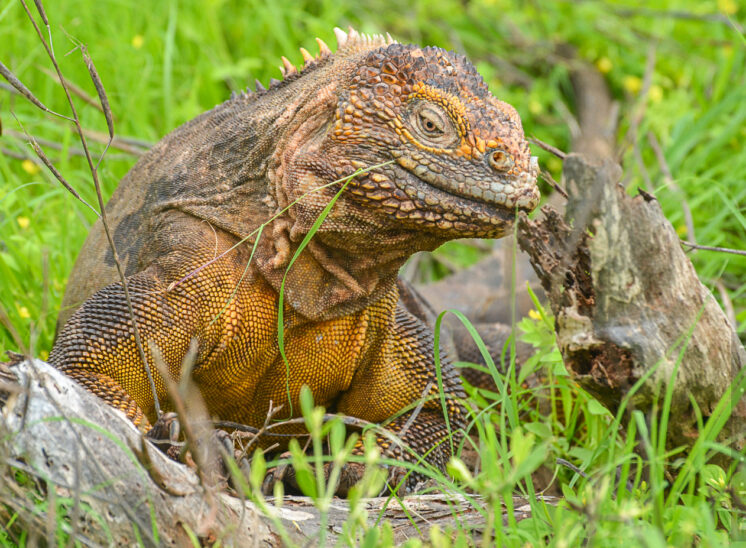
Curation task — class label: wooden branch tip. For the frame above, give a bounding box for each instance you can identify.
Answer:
[680,240,746,257]
[529,137,567,159]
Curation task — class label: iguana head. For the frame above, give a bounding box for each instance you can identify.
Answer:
[277,28,539,245]
[254,28,540,316]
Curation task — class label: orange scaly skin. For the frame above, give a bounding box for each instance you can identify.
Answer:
[49,28,539,493]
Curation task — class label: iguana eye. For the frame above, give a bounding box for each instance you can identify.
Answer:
[419,111,443,134]
[408,101,459,148]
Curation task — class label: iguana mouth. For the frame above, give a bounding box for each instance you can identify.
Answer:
[393,154,540,214]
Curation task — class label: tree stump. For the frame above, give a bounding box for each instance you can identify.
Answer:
[517,154,746,454]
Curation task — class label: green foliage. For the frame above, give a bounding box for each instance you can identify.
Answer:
[1,0,745,545]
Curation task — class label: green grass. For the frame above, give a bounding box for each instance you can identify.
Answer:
[1,0,745,545]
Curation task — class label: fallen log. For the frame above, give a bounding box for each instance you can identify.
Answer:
[0,359,555,546]
[517,154,746,454]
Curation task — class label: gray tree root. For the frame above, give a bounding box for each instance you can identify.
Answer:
[517,154,746,454]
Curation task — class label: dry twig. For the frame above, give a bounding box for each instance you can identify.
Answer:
[9,0,161,416]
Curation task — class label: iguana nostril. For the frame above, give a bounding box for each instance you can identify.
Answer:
[488,149,514,172]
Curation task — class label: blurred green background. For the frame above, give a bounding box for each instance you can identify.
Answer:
[1,0,744,356]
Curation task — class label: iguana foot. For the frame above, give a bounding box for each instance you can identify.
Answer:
[146,412,182,460]
[146,412,247,486]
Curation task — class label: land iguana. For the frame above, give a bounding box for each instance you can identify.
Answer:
[49,27,540,493]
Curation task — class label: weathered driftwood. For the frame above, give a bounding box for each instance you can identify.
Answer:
[0,360,554,546]
[517,154,746,453]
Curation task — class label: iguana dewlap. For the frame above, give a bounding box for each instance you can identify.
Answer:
[50,27,539,491]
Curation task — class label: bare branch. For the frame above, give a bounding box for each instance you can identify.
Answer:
[529,137,567,159]
[539,167,568,199]
[680,241,746,257]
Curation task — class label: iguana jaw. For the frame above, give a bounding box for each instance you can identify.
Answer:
[393,153,539,212]
[340,155,538,239]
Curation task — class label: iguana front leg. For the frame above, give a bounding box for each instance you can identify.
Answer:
[283,303,465,495]
[48,225,244,428]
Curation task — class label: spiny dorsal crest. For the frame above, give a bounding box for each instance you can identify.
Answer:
[258,26,397,91]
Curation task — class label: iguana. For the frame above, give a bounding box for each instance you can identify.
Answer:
[49,27,540,493]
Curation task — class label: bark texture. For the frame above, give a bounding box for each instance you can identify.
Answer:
[517,154,746,453]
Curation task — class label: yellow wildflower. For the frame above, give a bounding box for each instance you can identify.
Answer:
[21,159,40,175]
[132,35,145,49]
[17,305,30,319]
[528,309,541,320]
[16,216,30,229]
[623,75,642,95]
[596,57,612,74]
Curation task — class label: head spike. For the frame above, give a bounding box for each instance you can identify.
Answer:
[281,56,297,76]
[333,27,348,48]
[269,78,282,88]
[299,47,314,64]
[316,37,331,57]
[347,26,360,42]
[386,32,395,44]
[254,79,266,92]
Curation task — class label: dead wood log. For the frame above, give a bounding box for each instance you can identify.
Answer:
[517,154,746,454]
[0,359,555,546]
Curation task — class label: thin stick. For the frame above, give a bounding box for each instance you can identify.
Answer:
[10,115,100,216]
[680,241,746,257]
[18,0,161,417]
[36,65,105,114]
[539,167,568,199]
[529,137,567,160]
